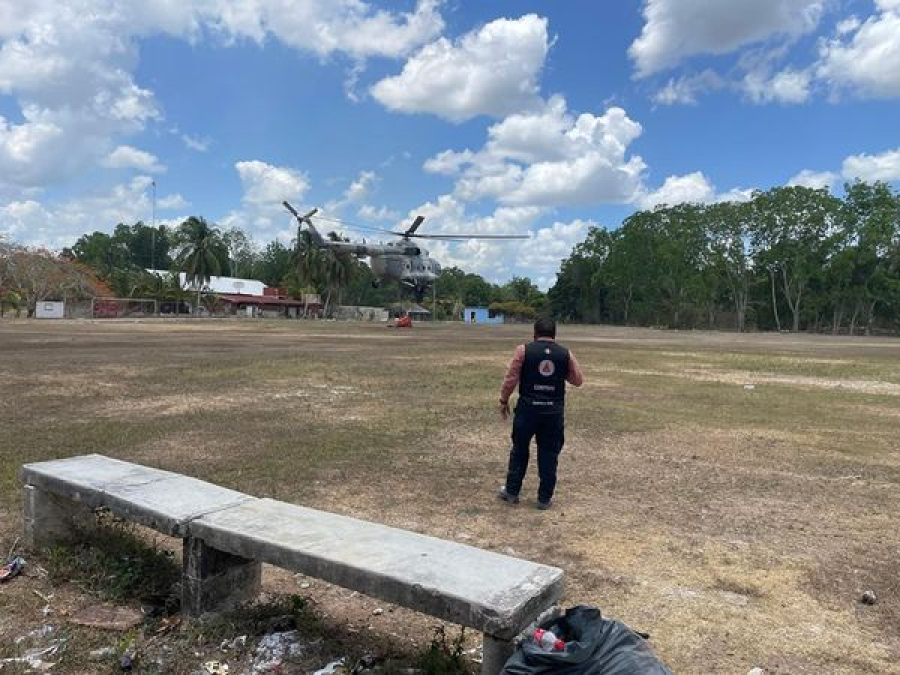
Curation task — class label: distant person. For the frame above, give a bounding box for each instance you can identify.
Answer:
[497,317,584,510]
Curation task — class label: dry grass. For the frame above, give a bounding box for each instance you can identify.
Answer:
[1,319,899,673]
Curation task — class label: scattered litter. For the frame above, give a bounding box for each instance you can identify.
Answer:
[155,616,181,636]
[743,384,756,390]
[89,647,118,661]
[248,631,305,674]
[1,640,65,672]
[119,647,136,671]
[0,555,26,582]
[33,590,54,616]
[204,660,229,674]
[15,625,55,643]
[313,658,345,675]
[861,590,877,605]
[220,635,248,651]
[372,608,384,616]
[300,582,311,589]
[350,654,378,674]
[70,604,144,631]
[4,537,20,563]
[747,668,765,675]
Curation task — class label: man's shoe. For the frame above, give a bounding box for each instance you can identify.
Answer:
[497,487,520,504]
[536,499,552,510]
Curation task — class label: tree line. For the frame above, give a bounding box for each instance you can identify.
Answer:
[6,179,897,330]
[549,181,900,334]
[1,215,550,320]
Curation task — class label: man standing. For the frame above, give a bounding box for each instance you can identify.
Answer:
[498,317,584,509]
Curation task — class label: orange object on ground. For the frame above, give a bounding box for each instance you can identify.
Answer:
[395,316,412,328]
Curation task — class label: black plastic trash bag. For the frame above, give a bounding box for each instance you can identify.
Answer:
[501,605,673,675]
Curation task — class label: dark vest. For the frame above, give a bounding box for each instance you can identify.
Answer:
[518,340,570,414]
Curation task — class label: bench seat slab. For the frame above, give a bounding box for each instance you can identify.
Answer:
[22,454,254,536]
[190,498,564,639]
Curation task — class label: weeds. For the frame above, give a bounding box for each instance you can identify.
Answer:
[43,509,180,606]
[418,626,473,675]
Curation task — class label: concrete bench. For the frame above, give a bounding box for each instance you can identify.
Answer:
[22,454,564,674]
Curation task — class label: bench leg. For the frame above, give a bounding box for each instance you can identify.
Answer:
[481,634,514,675]
[182,536,261,616]
[23,484,96,549]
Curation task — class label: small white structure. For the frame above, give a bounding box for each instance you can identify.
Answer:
[35,301,65,319]
[146,270,267,296]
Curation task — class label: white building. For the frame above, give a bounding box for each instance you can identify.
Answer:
[147,270,266,295]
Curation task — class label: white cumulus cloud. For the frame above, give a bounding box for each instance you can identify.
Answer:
[630,0,826,77]
[841,148,900,182]
[157,193,190,210]
[816,1,900,99]
[220,160,311,242]
[235,160,309,208]
[427,96,646,208]
[102,145,166,173]
[653,70,725,105]
[637,171,753,209]
[787,169,838,189]
[0,0,443,194]
[405,195,587,288]
[0,176,164,249]
[371,14,549,122]
[743,67,812,103]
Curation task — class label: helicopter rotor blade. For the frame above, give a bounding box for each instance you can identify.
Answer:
[404,233,530,240]
[404,215,425,237]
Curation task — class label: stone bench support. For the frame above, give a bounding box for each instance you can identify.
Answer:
[182,536,262,617]
[23,484,96,549]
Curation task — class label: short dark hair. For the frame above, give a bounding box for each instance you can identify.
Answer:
[534,317,556,338]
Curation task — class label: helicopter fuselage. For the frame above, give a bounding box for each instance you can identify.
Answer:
[322,239,441,299]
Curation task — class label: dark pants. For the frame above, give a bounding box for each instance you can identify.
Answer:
[504,409,565,503]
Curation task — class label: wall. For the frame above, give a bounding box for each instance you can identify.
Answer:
[35,301,65,319]
[463,307,504,325]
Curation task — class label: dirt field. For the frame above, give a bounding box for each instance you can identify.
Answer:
[1,319,899,674]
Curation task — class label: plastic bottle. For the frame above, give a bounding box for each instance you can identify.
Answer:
[532,628,566,652]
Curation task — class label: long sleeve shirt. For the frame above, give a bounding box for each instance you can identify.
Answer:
[500,338,584,404]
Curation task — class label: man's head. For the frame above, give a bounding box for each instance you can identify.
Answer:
[533,317,556,340]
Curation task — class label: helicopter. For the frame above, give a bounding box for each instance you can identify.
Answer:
[283,201,528,301]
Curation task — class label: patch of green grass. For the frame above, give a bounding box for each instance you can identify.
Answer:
[43,511,180,605]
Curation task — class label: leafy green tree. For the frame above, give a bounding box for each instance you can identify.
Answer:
[838,181,900,333]
[751,186,842,332]
[222,227,256,279]
[549,227,611,322]
[64,231,130,279]
[252,240,294,287]
[704,201,754,332]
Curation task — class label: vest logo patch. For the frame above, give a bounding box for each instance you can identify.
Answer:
[538,359,555,377]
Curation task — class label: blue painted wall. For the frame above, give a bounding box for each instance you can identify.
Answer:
[463,307,504,325]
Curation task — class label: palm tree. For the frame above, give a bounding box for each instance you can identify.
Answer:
[294,229,324,288]
[175,217,224,314]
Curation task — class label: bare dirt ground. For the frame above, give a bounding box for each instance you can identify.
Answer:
[1,319,899,674]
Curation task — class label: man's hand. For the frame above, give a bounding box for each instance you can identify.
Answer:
[499,400,510,421]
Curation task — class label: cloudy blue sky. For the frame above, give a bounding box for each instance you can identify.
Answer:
[1,0,899,287]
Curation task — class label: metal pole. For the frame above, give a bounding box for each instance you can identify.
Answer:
[151,180,156,271]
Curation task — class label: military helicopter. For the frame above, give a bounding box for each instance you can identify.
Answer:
[283,201,528,301]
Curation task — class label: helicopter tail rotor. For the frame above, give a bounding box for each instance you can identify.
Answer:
[283,201,325,247]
